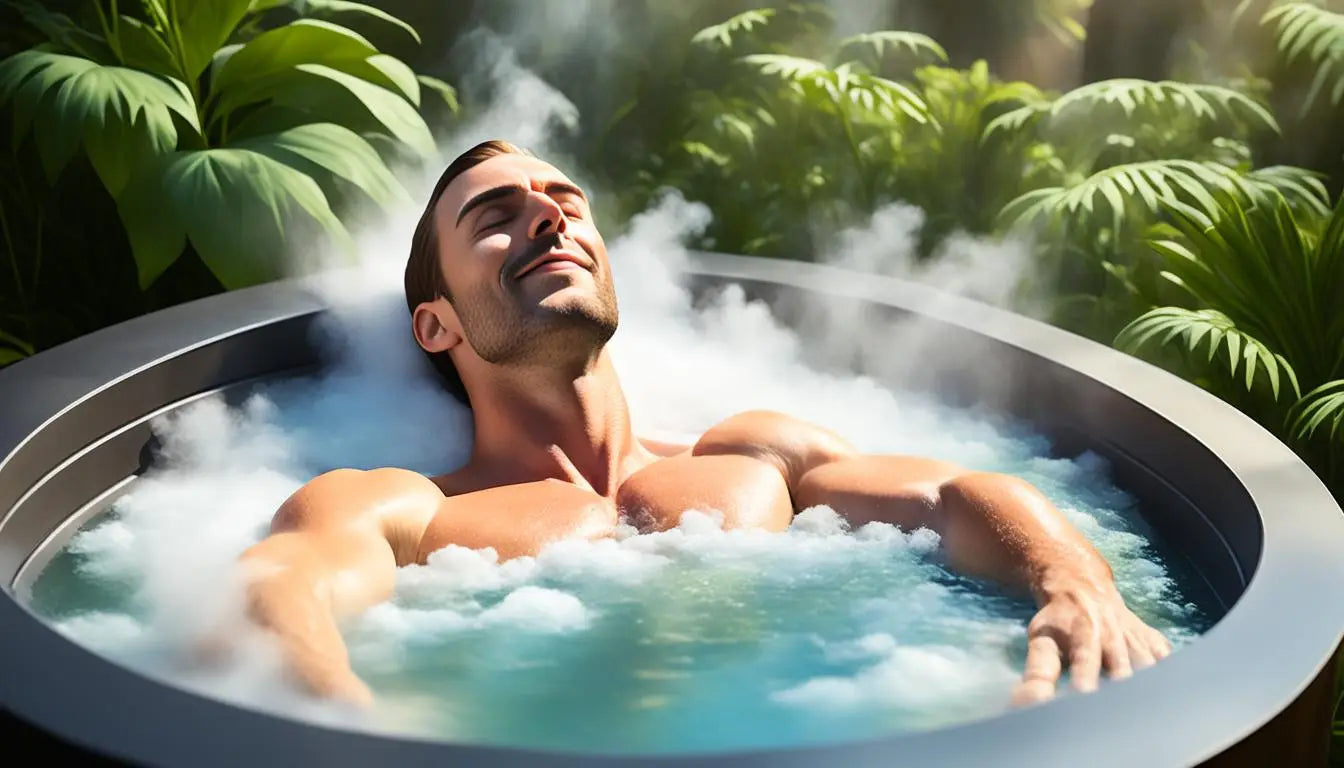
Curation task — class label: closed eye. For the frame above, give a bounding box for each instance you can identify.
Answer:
[478,213,515,234]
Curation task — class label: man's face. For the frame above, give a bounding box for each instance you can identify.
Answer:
[432,153,618,365]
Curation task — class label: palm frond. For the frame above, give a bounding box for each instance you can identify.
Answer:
[1116,307,1301,400]
[997,159,1241,234]
[1148,185,1340,385]
[1263,3,1344,110]
[740,54,932,124]
[1316,195,1344,379]
[0,326,34,364]
[1049,79,1279,134]
[836,31,948,69]
[691,9,776,51]
[982,102,1050,144]
[1244,165,1333,217]
[1034,0,1090,46]
[1288,379,1344,444]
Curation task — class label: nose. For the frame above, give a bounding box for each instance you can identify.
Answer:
[526,192,568,240]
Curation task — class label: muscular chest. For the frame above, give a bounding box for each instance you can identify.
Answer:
[417,454,793,563]
[616,452,793,534]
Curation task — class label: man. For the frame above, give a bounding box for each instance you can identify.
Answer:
[241,140,1170,709]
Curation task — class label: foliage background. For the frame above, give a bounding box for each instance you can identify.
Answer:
[2,0,1344,760]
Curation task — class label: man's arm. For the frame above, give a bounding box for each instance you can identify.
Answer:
[695,411,1172,704]
[239,468,442,704]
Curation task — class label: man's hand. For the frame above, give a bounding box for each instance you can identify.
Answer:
[1013,573,1172,705]
[300,662,376,709]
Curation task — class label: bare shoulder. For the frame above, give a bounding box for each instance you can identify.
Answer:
[418,479,617,562]
[273,467,445,533]
[693,410,857,487]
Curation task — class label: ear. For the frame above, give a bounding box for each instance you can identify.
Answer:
[412,299,462,354]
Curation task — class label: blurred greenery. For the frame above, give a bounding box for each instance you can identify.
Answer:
[2,0,1344,756]
[0,0,456,362]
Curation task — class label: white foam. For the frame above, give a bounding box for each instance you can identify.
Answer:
[35,41,1207,752]
[773,644,1020,713]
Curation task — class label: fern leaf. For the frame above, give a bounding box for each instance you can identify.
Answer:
[1244,165,1332,217]
[740,54,931,124]
[1050,79,1279,134]
[837,31,948,67]
[1263,3,1344,110]
[997,159,1240,233]
[1116,307,1300,401]
[692,9,776,50]
[982,102,1049,144]
[1287,380,1344,444]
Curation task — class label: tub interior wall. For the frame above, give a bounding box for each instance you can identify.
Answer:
[1,279,1257,618]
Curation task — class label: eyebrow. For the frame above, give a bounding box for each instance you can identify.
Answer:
[455,182,588,227]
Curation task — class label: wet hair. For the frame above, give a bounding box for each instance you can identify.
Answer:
[404,139,534,405]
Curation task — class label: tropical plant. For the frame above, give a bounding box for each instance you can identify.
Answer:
[1115,187,1344,488]
[0,0,454,297]
[648,5,1061,258]
[987,78,1280,172]
[984,66,1331,341]
[1264,2,1344,112]
[888,61,1059,248]
[650,5,940,255]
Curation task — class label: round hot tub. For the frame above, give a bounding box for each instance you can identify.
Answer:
[0,252,1341,766]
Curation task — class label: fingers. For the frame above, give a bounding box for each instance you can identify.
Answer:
[1126,629,1156,669]
[1014,634,1063,706]
[1149,628,1172,660]
[1068,634,1102,693]
[1102,636,1133,680]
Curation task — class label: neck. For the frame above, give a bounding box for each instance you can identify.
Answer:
[463,350,653,496]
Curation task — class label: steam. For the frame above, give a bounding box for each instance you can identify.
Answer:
[32,33,1206,749]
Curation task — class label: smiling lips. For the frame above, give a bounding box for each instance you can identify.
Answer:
[514,249,592,280]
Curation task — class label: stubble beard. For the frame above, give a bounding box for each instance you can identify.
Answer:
[453,274,619,368]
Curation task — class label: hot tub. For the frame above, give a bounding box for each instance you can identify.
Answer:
[1,252,1341,766]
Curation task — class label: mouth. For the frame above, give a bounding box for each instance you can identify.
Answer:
[513,249,593,281]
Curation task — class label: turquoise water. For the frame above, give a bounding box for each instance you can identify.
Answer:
[26,392,1213,754]
[23,246,1216,753]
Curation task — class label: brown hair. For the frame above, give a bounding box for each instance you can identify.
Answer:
[405,139,533,405]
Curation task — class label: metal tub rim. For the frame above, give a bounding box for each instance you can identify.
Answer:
[0,252,1340,767]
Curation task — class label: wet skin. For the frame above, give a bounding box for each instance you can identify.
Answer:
[241,153,1171,709]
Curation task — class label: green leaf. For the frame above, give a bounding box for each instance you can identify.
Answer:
[0,52,198,192]
[230,122,410,207]
[2,50,94,147]
[167,0,254,80]
[1116,307,1300,401]
[0,326,34,356]
[54,66,195,193]
[211,43,243,76]
[115,15,178,76]
[1263,4,1344,110]
[4,0,113,61]
[982,103,1048,144]
[417,74,458,113]
[692,9,776,50]
[118,148,351,288]
[362,53,418,106]
[291,0,421,44]
[210,19,378,111]
[276,63,436,157]
[836,31,948,67]
[1047,79,1280,138]
[1287,380,1344,444]
[1244,165,1332,217]
[996,160,1239,234]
